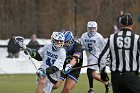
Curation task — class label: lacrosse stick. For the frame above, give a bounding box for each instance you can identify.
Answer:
[71,63,98,70]
[70,39,105,70]
[15,36,38,70]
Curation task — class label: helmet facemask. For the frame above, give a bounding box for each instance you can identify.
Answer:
[64,37,73,48]
[87,21,97,37]
[63,31,75,52]
[51,32,65,50]
[52,38,64,49]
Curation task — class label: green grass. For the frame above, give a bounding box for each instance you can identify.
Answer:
[0,74,112,93]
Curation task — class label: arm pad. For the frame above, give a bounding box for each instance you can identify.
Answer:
[46,66,59,74]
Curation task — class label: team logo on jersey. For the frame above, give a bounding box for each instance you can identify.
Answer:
[46,51,58,59]
[85,39,96,43]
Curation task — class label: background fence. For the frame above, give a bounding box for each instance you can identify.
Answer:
[0,39,110,74]
[0,0,140,39]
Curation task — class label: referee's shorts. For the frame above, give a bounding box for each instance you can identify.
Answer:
[111,71,140,93]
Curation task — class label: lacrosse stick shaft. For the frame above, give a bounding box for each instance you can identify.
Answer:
[15,36,38,70]
[84,48,98,59]
[71,63,97,70]
[26,50,38,70]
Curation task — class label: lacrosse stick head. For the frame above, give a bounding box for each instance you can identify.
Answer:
[15,36,24,43]
[15,36,26,49]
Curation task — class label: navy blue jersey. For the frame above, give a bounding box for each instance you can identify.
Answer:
[64,41,83,70]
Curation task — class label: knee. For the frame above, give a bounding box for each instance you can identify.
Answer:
[92,71,98,79]
[53,84,60,89]
[37,82,45,90]
[38,81,45,86]
[53,80,63,89]
[38,78,46,85]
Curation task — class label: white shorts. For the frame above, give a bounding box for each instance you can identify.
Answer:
[36,76,54,93]
[43,77,54,93]
[87,54,99,71]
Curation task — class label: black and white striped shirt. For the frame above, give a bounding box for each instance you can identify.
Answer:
[99,29,140,72]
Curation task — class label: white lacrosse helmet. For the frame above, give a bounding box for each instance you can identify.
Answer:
[51,32,65,50]
[87,21,97,31]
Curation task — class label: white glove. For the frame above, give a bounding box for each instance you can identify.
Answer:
[63,64,72,74]
[36,68,46,78]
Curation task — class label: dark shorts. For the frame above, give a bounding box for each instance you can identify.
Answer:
[60,69,81,82]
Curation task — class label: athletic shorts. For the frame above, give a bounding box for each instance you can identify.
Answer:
[60,69,81,82]
[36,76,54,93]
[43,77,54,93]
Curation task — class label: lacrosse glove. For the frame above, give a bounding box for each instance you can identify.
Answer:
[24,48,37,57]
[63,64,72,74]
[100,67,109,82]
[36,68,46,78]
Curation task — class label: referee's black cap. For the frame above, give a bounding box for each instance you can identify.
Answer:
[120,13,133,26]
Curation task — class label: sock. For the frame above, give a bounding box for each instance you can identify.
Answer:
[87,68,94,89]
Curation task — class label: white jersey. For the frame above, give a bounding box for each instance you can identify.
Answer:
[80,32,105,70]
[39,43,66,81]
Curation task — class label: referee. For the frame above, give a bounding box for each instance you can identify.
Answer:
[98,13,140,93]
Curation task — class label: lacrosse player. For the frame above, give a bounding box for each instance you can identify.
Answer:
[18,32,66,93]
[53,31,83,93]
[80,21,111,93]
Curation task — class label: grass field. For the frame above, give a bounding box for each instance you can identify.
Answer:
[0,74,112,93]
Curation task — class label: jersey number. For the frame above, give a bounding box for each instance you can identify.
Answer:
[117,37,131,49]
[46,57,56,66]
[88,43,92,51]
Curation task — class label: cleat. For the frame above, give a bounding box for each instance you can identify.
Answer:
[88,89,94,93]
[105,82,111,93]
